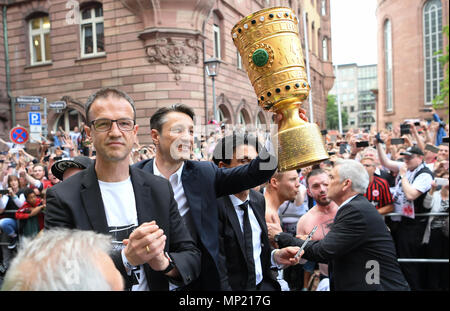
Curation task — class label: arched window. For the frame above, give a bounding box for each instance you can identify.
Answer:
[80,3,104,57]
[423,0,443,105]
[384,19,393,112]
[54,109,84,133]
[29,14,51,65]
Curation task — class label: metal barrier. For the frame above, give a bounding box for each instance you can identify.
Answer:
[279,211,449,264]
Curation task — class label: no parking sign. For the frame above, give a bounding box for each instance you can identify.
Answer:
[10,126,29,144]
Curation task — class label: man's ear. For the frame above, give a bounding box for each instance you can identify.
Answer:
[84,125,91,139]
[306,188,312,198]
[150,129,160,145]
[343,179,352,192]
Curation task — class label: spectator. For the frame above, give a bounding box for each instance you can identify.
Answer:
[15,188,45,238]
[361,157,394,215]
[1,228,123,290]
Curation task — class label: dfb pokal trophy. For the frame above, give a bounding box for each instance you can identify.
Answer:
[232,7,329,171]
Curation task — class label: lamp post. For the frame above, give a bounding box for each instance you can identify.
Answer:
[204,58,221,122]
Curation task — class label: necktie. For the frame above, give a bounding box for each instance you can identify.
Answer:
[239,201,256,290]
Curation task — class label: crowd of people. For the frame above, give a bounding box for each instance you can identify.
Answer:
[0,87,448,291]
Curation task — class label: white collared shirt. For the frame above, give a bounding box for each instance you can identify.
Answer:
[153,161,189,217]
[229,194,263,286]
[338,194,358,210]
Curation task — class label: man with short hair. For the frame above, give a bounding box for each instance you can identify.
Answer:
[268,160,409,291]
[361,157,394,215]
[45,88,201,291]
[133,104,277,290]
[264,170,301,225]
[2,228,124,291]
[296,169,338,290]
[213,133,300,291]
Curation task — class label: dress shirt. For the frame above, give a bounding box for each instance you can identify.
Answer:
[229,194,263,286]
[338,194,358,210]
[153,161,189,217]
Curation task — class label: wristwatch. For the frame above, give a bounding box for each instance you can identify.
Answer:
[161,252,175,274]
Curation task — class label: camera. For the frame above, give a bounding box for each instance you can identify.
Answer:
[400,124,411,136]
[356,141,369,148]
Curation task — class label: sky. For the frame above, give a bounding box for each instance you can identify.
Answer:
[330,0,378,66]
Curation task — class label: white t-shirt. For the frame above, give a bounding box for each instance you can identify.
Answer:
[98,177,149,291]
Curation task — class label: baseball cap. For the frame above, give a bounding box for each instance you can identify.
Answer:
[51,156,93,181]
[400,146,424,157]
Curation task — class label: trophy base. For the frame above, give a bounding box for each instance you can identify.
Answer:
[275,122,329,171]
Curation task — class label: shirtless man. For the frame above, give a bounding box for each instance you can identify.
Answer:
[264,170,300,226]
[296,169,338,290]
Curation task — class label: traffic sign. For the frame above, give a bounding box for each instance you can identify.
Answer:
[16,96,43,104]
[49,101,67,110]
[10,126,29,144]
[28,112,42,126]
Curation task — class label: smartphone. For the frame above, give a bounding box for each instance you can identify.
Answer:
[419,108,432,112]
[391,138,405,145]
[328,151,336,156]
[425,144,440,153]
[435,178,449,187]
[339,143,348,154]
[295,225,318,259]
[54,156,63,161]
[0,189,9,195]
[443,137,449,143]
[0,159,4,163]
[400,124,411,136]
[414,121,421,126]
[356,141,369,148]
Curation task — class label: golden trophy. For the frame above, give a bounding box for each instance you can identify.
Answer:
[231,7,329,171]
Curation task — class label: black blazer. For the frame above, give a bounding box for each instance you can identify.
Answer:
[132,148,276,290]
[217,190,280,291]
[44,164,201,291]
[277,194,410,291]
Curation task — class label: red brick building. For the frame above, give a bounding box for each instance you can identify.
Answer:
[0,0,334,148]
[376,0,449,130]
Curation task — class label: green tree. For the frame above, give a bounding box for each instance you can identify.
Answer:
[432,25,449,113]
[326,94,348,130]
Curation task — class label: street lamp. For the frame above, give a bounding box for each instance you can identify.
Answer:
[204,58,221,122]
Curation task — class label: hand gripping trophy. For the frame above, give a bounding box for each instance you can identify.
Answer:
[232,7,329,171]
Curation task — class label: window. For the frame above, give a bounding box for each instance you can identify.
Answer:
[423,0,443,105]
[350,106,355,113]
[322,37,328,61]
[80,5,104,57]
[384,19,393,112]
[213,24,221,59]
[29,15,51,65]
[321,0,327,16]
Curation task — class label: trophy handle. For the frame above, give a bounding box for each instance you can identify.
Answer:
[273,97,306,132]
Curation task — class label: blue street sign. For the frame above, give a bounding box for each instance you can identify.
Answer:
[28,112,41,126]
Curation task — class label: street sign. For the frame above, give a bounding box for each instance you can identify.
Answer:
[49,101,67,109]
[28,112,42,126]
[10,126,29,144]
[16,96,43,104]
[30,105,41,111]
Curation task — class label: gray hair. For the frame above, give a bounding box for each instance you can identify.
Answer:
[335,159,369,194]
[2,229,116,291]
[85,87,136,124]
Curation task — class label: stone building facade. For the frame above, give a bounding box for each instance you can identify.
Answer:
[376,0,449,130]
[0,0,334,147]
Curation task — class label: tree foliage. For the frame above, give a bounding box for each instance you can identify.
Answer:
[433,25,449,113]
[326,94,348,130]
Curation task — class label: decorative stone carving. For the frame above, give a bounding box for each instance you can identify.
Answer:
[146,37,200,83]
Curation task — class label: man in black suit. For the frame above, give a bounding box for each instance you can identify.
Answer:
[213,134,300,291]
[268,159,410,291]
[133,105,278,290]
[45,88,201,291]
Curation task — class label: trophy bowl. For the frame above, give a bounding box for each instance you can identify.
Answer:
[231,7,329,171]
